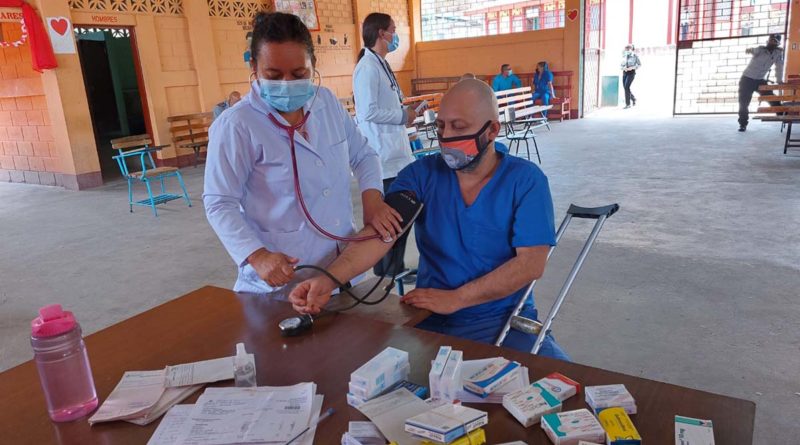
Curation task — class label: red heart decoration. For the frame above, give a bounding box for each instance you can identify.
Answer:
[50,18,68,36]
[567,9,578,21]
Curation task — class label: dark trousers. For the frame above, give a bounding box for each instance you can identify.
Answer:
[622,70,636,106]
[738,76,779,127]
[373,177,409,276]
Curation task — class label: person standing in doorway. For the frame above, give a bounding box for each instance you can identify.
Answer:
[492,64,522,92]
[620,44,641,109]
[737,34,784,132]
[353,12,417,277]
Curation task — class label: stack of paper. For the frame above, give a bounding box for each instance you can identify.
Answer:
[357,388,445,445]
[341,421,386,445]
[456,358,530,404]
[585,384,637,415]
[89,355,249,426]
[147,383,324,445]
[348,347,410,408]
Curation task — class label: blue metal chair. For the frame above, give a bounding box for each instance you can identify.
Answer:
[110,135,191,217]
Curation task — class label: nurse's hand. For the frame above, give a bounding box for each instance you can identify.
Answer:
[400,288,465,315]
[289,277,336,315]
[363,193,403,241]
[247,248,299,287]
[405,107,418,126]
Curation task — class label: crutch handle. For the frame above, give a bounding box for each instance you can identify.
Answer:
[567,203,620,219]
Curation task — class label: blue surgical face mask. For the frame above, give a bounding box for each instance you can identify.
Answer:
[387,33,399,53]
[255,78,315,112]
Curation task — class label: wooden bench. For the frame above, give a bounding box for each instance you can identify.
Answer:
[166,112,213,168]
[754,83,800,154]
[496,86,552,163]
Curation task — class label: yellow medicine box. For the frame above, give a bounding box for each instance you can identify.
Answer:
[598,407,642,445]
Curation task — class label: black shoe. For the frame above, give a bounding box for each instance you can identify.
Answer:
[738,126,746,132]
[624,105,631,109]
[632,98,636,106]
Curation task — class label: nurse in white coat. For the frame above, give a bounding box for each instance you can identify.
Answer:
[204,12,402,297]
[353,12,417,276]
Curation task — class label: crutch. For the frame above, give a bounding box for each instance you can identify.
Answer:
[495,203,619,355]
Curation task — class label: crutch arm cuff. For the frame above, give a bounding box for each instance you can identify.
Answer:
[566,203,619,219]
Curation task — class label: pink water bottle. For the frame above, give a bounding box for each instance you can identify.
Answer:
[30,304,98,422]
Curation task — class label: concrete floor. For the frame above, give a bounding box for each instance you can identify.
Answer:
[1,110,799,442]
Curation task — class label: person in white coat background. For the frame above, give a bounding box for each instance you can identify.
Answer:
[204,12,403,297]
[353,12,417,277]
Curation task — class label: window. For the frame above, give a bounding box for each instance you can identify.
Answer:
[420,0,565,42]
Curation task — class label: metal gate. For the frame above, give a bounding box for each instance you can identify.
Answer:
[673,0,790,114]
[582,0,604,116]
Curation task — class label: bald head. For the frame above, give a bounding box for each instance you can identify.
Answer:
[441,79,499,123]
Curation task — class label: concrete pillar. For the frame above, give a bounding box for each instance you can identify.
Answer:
[786,0,800,77]
[182,0,223,111]
[563,0,582,118]
[32,0,101,189]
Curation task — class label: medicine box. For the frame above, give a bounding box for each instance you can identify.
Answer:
[463,358,520,398]
[585,384,637,415]
[502,382,562,427]
[534,372,581,402]
[405,403,488,443]
[675,415,715,445]
[439,350,463,402]
[420,427,486,445]
[350,347,409,394]
[348,363,410,400]
[598,407,641,445]
[429,346,452,400]
[541,409,605,445]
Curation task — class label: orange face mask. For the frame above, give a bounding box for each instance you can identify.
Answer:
[437,121,492,170]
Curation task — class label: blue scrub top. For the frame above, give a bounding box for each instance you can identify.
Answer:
[389,152,556,323]
[534,70,554,93]
[492,74,523,92]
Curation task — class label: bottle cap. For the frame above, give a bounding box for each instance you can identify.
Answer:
[236,343,246,356]
[31,304,77,338]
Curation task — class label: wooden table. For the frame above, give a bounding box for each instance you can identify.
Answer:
[0,286,755,444]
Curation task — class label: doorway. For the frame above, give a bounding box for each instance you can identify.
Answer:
[74,26,150,180]
[582,0,606,116]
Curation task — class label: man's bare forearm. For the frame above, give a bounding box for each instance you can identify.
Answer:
[456,246,549,308]
[325,227,395,284]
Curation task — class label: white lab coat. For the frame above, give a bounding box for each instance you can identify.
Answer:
[203,85,383,297]
[353,49,415,180]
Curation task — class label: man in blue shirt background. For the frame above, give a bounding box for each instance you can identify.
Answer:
[492,64,522,92]
[289,79,569,360]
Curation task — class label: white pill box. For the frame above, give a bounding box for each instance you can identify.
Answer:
[541,409,606,445]
[350,347,409,394]
[429,346,452,400]
[502,382,562,427]
[585,384,637,415]
[463,357,521,398]
[534,372,581,402]
[675,415,715,445]
[439,350,463,402]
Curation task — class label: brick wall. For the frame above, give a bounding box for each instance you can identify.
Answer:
[157,16,195,71]
[0,23,58,186]
[370,0,410,26]
[675,36,765,114]
[317,0,355,24]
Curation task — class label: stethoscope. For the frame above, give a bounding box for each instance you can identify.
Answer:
[256,70,382,243]
[368,48,403,104]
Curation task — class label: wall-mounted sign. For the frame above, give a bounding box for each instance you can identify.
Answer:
[46,16,76,54]
[89,14,119,24]
[0,8,23,22]
[275,0,320,32]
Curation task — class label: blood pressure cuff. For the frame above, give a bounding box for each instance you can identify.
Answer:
[384,191,423,236]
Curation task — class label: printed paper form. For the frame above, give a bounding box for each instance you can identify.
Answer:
[127,384,203,426]
[149,395,324,445]
[165,355,251,388]
[89,370,166,424]
[357,389,444,445]
[172,383,316,445]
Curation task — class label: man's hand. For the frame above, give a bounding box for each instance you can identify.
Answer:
[400,288,465,315]
[247,248,298,287]
[363,191,403,242]
[288,276,337,315]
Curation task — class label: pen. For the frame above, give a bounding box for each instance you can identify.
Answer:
[284,407,335,445]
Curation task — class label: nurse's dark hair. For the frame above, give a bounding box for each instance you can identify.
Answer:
[251,12,316,66]
[357,12,392,62]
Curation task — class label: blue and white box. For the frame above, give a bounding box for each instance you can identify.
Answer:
[463,358,521,398]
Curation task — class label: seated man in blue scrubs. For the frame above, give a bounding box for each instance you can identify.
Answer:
[288,79,569,360]
[491,64,522,92]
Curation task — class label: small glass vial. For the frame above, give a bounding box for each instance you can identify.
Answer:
[30,304,98,422]
[234,343,256,388]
